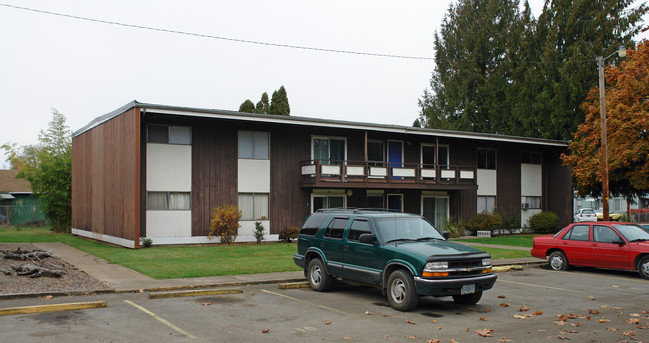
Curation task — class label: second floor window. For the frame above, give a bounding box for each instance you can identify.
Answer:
[239,131,269,159]
[421,144,449,167]
[147,125,191,145]
[313,137,345,165]
[477,148,496,169]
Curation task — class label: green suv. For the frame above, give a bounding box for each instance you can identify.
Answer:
[293,209,497,311]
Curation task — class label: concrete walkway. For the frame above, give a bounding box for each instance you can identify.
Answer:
[20,241,545,296]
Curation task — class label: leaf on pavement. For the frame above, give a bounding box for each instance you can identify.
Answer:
[426,340,441,343]
[533,310,543,316]
[343,337,351,340]
[589,310,599,314]
[406,320,417,325]
[497,295,507,298]
[597,319,611,323]
[480,317,487,321]
[626,318,640,324]
[557,335,571,340]
[637,325,649,330]
[621,331,635,337]
[553,321,567,326]
[261,329,270,333]
[519,305,529,312]
[201,302,214,306]
[430,319,437,323]
[466,307,475,311]
[605,327,618,331]
[475,328,493,337]
[629,313,640,317]
[498,338,512,342]
[588,296,595,300]
[405,335,416,339]
[324,320,331,325]
[365,311,373,315]
[568,323,582,327]
[499,303,510,307]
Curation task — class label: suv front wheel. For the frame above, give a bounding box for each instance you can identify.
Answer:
[307,258,333,291]
[387,270,419,311]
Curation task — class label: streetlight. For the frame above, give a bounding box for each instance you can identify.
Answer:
[597,45,626,221]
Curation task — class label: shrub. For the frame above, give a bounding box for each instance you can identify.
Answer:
[528,211,559,234]
[254,221,265,244]
[465,211,503,233]
[443,217,465,238]
[140,237,153,248]
[279,226,300,243]
[494,208,521,233]
[208,204,242,245]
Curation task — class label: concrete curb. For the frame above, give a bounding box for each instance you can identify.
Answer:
[149,288,243,299]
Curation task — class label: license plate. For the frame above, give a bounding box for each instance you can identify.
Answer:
[461,284,475,295]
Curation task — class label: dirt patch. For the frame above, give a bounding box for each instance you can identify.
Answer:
[0,243,108,295]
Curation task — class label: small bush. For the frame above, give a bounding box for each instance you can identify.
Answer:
[494,208,521,233]
[254,221,265,244]
[208,204,242,245]
[465,211,503,233]
[528,211,559,234]
[140,237,153,248]
[443,218,465,238]
[279,226,300,243]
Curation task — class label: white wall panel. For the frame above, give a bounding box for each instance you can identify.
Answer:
[146,211,192,237]
[146,144,192,191]
[238,159,270,192]
[521,164,542,196]
[477,169,497,195]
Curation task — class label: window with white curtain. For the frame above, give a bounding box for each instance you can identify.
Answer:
[238,193,269,220]
[147,192,191,210]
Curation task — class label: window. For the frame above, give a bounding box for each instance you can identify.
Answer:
[312,195,346,212]
[477,196,495,213]
[238,193,269,220]
[367,140,384,165]
[313,137,345,164]
[522,196,541,209]
[564,225,589,241]
[347,219,372,241]
[147,192,191,210]
[593,225,621,243]
[324,217,348,239]
[477,148,496,169]
[147,125,191,145]
[367,194,384,208]
[421,145,449,167]
[522,151,542,164]
[239,131,269,159]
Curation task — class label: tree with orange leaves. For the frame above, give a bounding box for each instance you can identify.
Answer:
[562,40,649,200]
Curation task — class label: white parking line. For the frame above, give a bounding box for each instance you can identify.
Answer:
[498,279,586,294]
[261,289,359,318]
[124,300,197,339]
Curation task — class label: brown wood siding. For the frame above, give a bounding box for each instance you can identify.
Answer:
[190,118,239,236]
[544,148,573,227]
[71,108,141,243]
[269,125,312,234]
[496,143,522,217]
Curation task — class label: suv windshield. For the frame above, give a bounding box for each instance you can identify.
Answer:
[375,216,444,243]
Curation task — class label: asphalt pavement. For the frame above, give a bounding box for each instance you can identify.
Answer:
[0,240,545,298]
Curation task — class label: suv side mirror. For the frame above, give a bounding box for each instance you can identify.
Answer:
[359,233,378,245]
[442,232,450,240]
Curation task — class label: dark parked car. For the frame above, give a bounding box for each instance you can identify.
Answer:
[0,213,8,225]
[293,209,497,311]
[531,222,649,279]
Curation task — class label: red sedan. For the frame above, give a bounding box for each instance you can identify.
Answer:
[531,222,649,279]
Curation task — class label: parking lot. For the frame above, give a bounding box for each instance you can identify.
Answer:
[1,266,648,342]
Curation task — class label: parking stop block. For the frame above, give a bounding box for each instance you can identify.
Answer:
[0,301,107,316]
[149,288,243,299]
[279,281,310,289]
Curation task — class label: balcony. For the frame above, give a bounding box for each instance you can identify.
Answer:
[299,160,477,190]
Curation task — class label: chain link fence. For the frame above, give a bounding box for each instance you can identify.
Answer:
[0,205,47,226]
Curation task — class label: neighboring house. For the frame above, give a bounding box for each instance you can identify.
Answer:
[71,101,572,248]
[0,170,45,225]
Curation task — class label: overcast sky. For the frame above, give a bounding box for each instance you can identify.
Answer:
[1,0,647,168]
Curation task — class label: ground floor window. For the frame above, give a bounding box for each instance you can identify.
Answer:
[367,194,384,209]
[522,196,541,209]
[238,193,269,220]
[422,196,449,229]
[477,196,496,213]
[387,194,403,212]
[312,194,346,212]
[147,192,191,210]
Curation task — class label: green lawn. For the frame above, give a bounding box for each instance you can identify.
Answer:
[1,227,531,279]
[452,234,538,248]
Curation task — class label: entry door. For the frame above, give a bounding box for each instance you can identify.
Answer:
[387,194,403,212]
[422,196,449,229]
[388,141,403,179]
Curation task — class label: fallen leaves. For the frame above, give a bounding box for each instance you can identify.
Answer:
[497,295,507,299]
[324,320,332,325]
[365,311,373,315]
[499,303,510,307]
[426,340,441,343]
[261,329,270,333]
[201,302,214,306]
[405,335,416,339]
[597,319,612,323]
[557,335,571,340]
[626,318,640,325]
[588,309,599,315]
[406,320,417,325]
[479,317,487,321]
[519,305,529,312]
[475,328,493,337]
[43,295,53,299]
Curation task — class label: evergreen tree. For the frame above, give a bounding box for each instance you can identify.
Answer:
[255,92,270,114]
[531,0,647,140]
[419,0,526,135]
[239,99,255,113]
[269,86,290,116]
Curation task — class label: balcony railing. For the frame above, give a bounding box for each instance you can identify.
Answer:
[300,160,477,187]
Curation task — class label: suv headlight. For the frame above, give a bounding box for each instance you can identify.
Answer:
[424,261,449,271]
[482,258,492,267]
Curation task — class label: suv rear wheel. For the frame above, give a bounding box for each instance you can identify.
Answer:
[307,258,333,291]
[387,270,418,311]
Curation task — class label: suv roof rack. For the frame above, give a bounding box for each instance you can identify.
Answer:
[315,207,403,214]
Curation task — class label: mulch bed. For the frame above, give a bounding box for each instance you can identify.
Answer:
[0,243,108,296]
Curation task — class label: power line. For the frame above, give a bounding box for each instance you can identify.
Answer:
[0,3,435,61]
